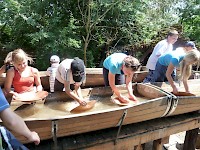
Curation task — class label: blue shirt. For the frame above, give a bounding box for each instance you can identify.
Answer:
[0,88,9,112]
[158,50,185,67]
[103,53,127,74]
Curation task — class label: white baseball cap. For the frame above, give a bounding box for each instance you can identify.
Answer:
[50,55,60,63]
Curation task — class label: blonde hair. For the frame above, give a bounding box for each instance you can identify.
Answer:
[179,49,200,80]
[123,55,141,71]
[12,49,33,64]
[4,51,13,65]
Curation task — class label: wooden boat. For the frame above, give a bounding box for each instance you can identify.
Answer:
[7,83,173,143]
[149,79,200,116]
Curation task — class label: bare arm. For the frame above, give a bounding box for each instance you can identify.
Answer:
[108,72,128,103]
[64,81,86,106]
[4,69,15,94]
[166,63,178,93]
[126,73,137,101]
[0,65,6,75]
[0,108,40,145]
[183,78,189,92]
[33,68,43,91]
[74,84,83,99]
[108,72,120,97]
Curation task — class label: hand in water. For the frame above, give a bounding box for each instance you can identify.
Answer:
[80,100,87,106]
[118,95,129,103]
[129,95,138,103]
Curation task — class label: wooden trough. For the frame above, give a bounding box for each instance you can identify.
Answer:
[9,83,172,143]
[150,79,200,116]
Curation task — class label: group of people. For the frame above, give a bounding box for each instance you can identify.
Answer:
[0,29,199,149]
[144,30,200,94]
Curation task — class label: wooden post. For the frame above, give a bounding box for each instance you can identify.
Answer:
[183,128,199,150]
[153,139,162,150]
[134,144,145,150]
[153,137,169,150]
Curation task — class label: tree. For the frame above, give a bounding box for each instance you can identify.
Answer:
[179,0,200,46]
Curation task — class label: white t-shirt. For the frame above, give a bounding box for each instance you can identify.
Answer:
[146,39,173,70]
[55,59,75,84]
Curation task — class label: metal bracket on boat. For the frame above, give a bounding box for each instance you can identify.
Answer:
[165,96,179,116]
[145,83,178,117]
[161,95,173,117]
[114,109,127,145]
[52,120,58,149]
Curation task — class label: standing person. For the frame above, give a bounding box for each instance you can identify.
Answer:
[103,53,140,103]
[46,55,60,93]
[151,49,200,94]
[143,30,179,83]
[0,87,40,149]
[0,51,13,75]
[54,57,87,106]
[4,49,43,103]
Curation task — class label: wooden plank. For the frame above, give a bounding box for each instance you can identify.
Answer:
[54,112,200,150]
[56,110,124,137]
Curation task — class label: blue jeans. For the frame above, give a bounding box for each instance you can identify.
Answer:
[143,69,155,83]
[0,126,28,150]
[152,62,176,82]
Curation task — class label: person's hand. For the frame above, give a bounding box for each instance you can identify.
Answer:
[10,91,20,100]
[172,86,178,94]
[118,95,129,103]
[79,100,87,106]
[129,95,138,103]
[185,90,190,93]
[27,131,40,145]
[36,85,43,92]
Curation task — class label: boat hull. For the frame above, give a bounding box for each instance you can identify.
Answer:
[7,83,171,143]
[150,79,200,116]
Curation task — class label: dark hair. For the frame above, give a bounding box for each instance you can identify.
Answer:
[123,56,141,71]
[167,30,179,37]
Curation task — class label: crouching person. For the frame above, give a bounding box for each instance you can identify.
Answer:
[54,57,87,106]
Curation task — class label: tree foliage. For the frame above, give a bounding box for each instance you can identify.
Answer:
[0,0,199,69]
[179,0,200,47]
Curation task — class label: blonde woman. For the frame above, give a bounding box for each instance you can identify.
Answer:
[151,49,200,94]
[4,49,43,102]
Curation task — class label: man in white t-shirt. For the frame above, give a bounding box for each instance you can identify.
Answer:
[54,57,87,106]
[143,30,179,83]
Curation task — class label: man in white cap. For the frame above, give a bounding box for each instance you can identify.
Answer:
[54,57,87,106]
[46,55,60,92]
